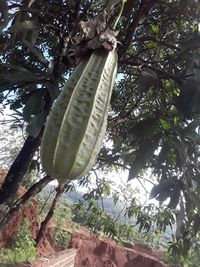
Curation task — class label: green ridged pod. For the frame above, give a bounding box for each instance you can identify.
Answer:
[41,49,118,185]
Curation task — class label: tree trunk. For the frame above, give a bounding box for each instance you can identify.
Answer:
[0,175,53,230]
[36,185,64,245]
[0,92,52,227]
[0,134,42,220]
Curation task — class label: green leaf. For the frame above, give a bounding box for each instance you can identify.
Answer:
[159,119,170,130]
[103,183,111,196]
[10,20,40,33]
[23,90,44,122]
[176,201,186,241]
[0,67,39,83]
[145,41,157,48]
[136,68,157,93]
[156,142,169,167]
[173,137,188,168]
[0,65,41,92]
[129,117,158,138]
[47,82,60,101]
[26,111,47,138]
[151,24,159,34]
[128,134,161,180]
[23,40,48,64]
[150,178,181,206]
[168,185,181,209]
[192,214,200,235]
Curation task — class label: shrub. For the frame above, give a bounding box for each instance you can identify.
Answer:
[53,227,71,250]
[0,219,37,265]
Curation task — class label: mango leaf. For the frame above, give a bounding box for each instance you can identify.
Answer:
[175,53,200,119]
[129,117,158,138]
[0,65,41,91]
[10,20,40,33]
[159,119,170,130]
[156,142,169,168]
[173,137,188,168]
[23,90,44,122]
[128,134,161,180]
[26,111,47,138]
[168,184,181,209]
[151,24,159,34]
[47,82,60,101]
[192,214,200,235]
[23,40,48,64]
[184,131,200,144]
[188,191,200,212]
[150,178,182,207]
[175,201,186,241]
[136,68,157,93]
[103,183,111,196]
[10,17,40,45]
[145,42,157,48]
[22,28,40,45]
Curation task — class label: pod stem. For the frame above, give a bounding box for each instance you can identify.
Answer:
[113,0,126,29]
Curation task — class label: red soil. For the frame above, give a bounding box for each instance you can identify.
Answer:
[0,185,179,266]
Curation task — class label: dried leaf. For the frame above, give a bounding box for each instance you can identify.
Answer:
[87,37,102,50]
[95,11,107,34]
[99,28,117,51]
[79,19,96,40]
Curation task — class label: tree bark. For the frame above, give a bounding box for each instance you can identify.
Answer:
[36,185,64,245]
[0,175,53,230]
[0,91,52,226]
[0,134,42,205]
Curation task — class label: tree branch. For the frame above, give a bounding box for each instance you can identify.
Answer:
[119,0,159,59]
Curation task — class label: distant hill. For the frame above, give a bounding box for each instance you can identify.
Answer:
[38,184,173,243]
[39,184,132,224]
